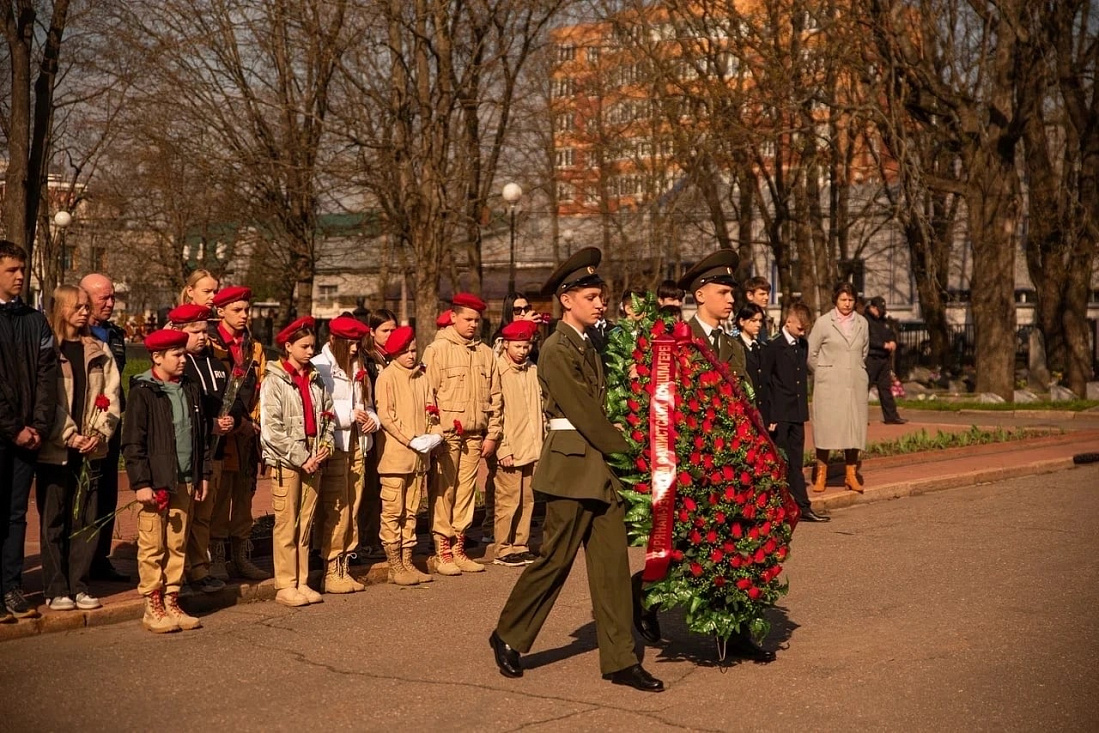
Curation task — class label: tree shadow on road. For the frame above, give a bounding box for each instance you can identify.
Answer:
[643,605,800,668]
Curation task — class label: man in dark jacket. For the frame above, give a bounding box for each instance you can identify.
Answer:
[81,273,131,581]
[0,241,59,621]
[866,296,906,425]
[760,302,829,524]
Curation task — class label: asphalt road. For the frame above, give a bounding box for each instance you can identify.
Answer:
[3,465,1098,732]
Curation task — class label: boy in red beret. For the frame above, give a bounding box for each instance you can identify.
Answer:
[491,321,543,567]
[374,327,441,584]
[122,330,213,633]
[206,285,268,582]
[422,293,502,575]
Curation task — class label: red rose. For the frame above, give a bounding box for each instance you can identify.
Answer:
[627,398,641,412]
[723,540,736,553]
[736,578,752,590]
[743,504,756,519]
[631,350,644,362]
[753,548,766,564]
[689,530,702,545]
[651,319,667,336]
[636,364,650,378]
[710,548,724,563]
[724,486,735,501]
[688,398,700,412]
[702,419,713,433]
[731,523,743,539]
[635,456,648,471]
[686,416,698,429]
[770,565,783,580]
[626,413,640,427]
[154,488,170,512]
[777,546,788,560]
[731,555,743,568]
[232,367,246,379]
[637,336,649,349]
[702,454,714,470]
[426,404,440,416]
[630,430,644,442]
[682,496,697,511]
[689,451,702,465]
[320,411,336,422]
[707,492,719,506]
[736,422,750,439]
[747,587,761,600]
[689,562,703,577]
[678,472,692,488]
[678,509,689,523]
[694,515,706,528]
[763,539,777,554]
[355,369,367,383]
[671,321,690,340]
[705,530,717,543]
[715,511,726,524]
[94,394,111,411]
[746,449,756,464]
[741,471,752,486]
[756,492,768,508]
[761,521,772,535]
[671,549,684,561]
[453,420,464,435]
[636,483,651,494]
[714,576,726,587]
[723,465,735,481]
[630,380,643,394]
[748,527,760,540]
[693,436,705,450]
[714,437,725,451]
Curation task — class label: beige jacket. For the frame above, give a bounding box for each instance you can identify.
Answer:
[422,327,503,441]
[41,336,123,466]
[496,354,543,467]
[376,360,442,475]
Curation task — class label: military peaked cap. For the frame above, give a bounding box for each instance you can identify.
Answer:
[541,246,604,297]
[677,249,739,293]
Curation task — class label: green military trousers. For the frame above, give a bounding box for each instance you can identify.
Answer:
[495,495,638,676]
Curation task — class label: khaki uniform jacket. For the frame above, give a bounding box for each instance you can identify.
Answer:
[496,354,543,467]
[259,361,335,470]
[422,326,503,441]
[375,360,442,475]
[41,336,122,465]
[532,321,629,503]
[689,315,746,377]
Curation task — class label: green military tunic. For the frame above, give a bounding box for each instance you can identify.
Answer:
[495,320,638,675]
[689,314,747,377]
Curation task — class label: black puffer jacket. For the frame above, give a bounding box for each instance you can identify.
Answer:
[0,299,59,442]
[122,373,212,491]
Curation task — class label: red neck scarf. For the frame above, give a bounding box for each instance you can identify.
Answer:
[282,360,317,437]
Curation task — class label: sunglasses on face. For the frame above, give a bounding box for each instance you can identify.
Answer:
[512,304,532,315]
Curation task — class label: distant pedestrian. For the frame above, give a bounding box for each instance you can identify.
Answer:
[37,285,121,612]
[375,326,441,585]
[808,282,870,494]
[123,329,212,633]
[866,296,906,425]
[491,320,543,568]
[0,241,59,622]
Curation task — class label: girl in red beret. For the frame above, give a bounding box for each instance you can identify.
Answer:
[259,318,335,607]
[310,317,379,593]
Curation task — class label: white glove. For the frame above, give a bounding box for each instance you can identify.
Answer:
[409,433,443,454]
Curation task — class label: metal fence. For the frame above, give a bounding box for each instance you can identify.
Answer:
[894,322,1033,377]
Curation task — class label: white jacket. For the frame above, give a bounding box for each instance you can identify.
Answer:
[312,344,379,454]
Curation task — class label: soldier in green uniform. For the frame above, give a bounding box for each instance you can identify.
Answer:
[633,248,776,663]
[490,247,664,693]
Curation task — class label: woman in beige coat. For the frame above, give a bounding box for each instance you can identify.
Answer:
[808,282,869,494]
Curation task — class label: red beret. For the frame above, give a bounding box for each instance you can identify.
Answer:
[500,320,538,342]
[451,292,486,313]
[211,285,253,308]
[276,316,316,347]
[167,303,211,325]
[329,315,370,341]
[144,329,189,352]
[435,310,453,328]
[382,325,415,357]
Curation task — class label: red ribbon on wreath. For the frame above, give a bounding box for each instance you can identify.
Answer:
[642,334,678,582]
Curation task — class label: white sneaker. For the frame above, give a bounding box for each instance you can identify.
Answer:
[47,596,76,611]
[74,592,101,610]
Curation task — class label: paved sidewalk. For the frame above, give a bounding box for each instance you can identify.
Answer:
[5,412,1096,641]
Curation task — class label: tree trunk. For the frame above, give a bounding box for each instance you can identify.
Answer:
[2,4,33,252]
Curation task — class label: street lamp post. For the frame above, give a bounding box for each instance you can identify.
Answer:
[54,210,72,286]
[503,182,523,294]
[562,228,574,257]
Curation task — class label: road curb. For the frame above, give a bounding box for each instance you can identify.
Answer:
[812,457,1077,512]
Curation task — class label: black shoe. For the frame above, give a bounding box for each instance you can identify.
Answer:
[489,631,523,678]
[632,574,661,644]
[800,509,831,523]
[729,632,776,663]
[465,535,481,549]
[89,564,130,583]
[602,664,664,692]
[193,575,227,594]
[3,589,39,619]
[492,554,527,568]
[884,417,908,425]
[515,551,538,565]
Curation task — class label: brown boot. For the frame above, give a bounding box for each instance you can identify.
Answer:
[229,538,269,581]
[385,545,420,586]
[813,461,828,493]
[402,547,432,583]
[844,465,864,494]
[209,539,229,581]
[323,557,357,594]
[452,535,485,573]
[142,590,180,634]
[163,592,202,630]
[432,536,462,576]
[342,554,367,592]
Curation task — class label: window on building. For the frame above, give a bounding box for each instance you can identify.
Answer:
[554,112,573,133]
[551,77,575,99]
[319,284,338,304]
[555,148,575,168]
[587,46,600,64]
[60,245,74,272]
[557,45,575,63]
[90,246,106,272]
[557,181,573,202]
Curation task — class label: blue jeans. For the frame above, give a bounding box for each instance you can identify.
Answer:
[0,440,37,595]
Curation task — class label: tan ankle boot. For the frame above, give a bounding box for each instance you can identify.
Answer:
[323,557,356,594]
[451,535,485,573]
[813,461,828,493]
[342,555,366,592]
[142,590,180,634]
[844,465,864,493]
[163,592,202,630]
[385,545,420,586]
[229,538,269,581]
[432,536,462,576]
[402,548,432,583]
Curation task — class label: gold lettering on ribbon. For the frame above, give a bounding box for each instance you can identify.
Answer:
[643,335,678,582]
